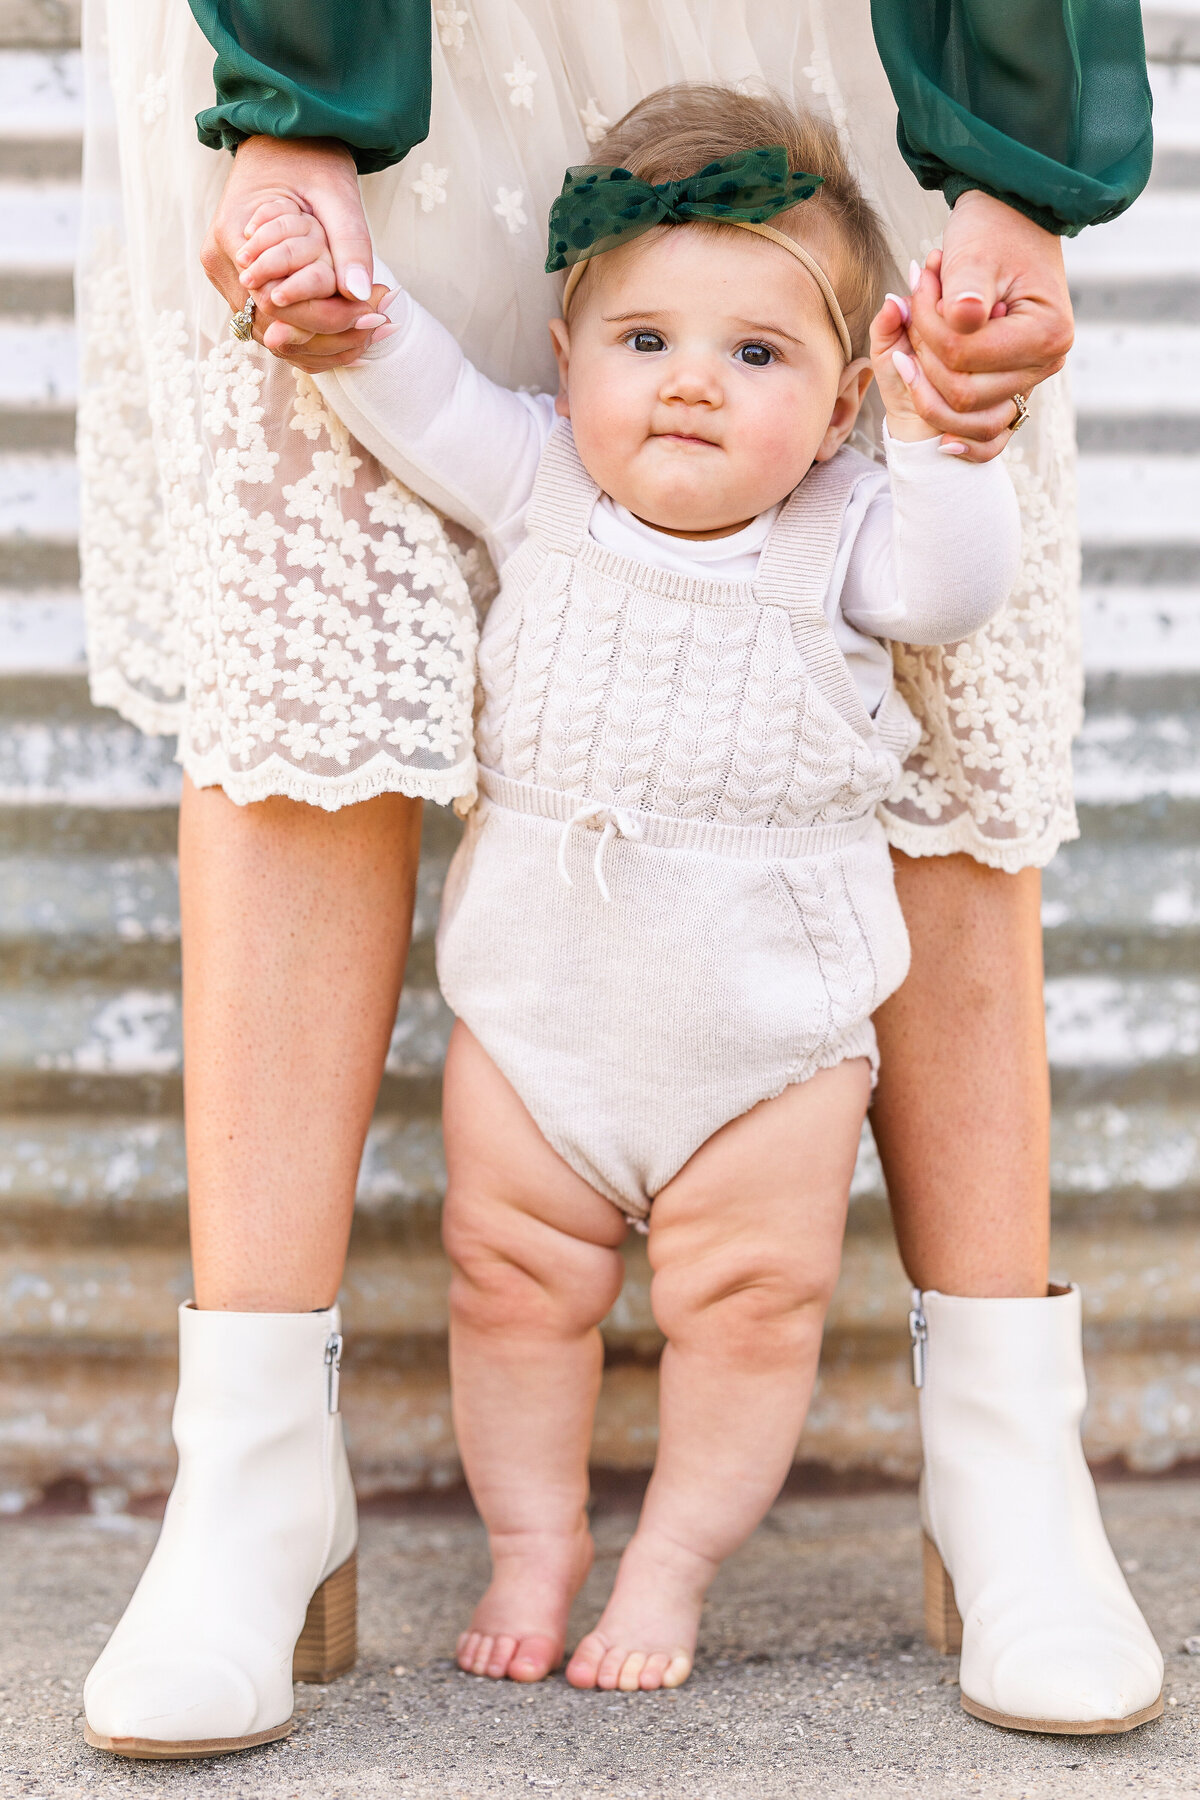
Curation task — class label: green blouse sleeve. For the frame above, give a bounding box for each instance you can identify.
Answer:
[869,0,1153,235]
[188,0,430,175]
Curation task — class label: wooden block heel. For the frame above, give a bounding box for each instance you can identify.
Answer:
[293,1549,357,1683]
[922,1533,963,1654]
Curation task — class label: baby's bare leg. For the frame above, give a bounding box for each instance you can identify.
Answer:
[567,1059,870,1693]
[442,1022,628,1682]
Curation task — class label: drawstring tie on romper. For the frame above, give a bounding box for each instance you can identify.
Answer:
[556,804,644,903]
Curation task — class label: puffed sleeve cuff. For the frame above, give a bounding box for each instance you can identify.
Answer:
[899,131,1154,241]
[189,0,431,174]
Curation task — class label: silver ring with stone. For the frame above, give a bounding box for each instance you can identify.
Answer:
[229,296,256,342]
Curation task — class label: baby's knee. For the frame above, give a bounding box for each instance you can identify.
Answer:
[444,1188,622,1336]
[651,1252,837,1358]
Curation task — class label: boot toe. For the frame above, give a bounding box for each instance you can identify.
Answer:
[980,1629,1164,1729]
[84,1650,265,1746]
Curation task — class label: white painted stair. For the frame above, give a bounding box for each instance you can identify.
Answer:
[1,4,1199,1505]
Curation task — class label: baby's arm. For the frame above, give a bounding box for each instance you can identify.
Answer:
[838,293,1022,645]
[311,283,554,563]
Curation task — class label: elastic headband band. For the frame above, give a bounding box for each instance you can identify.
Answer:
[561,219,854,364]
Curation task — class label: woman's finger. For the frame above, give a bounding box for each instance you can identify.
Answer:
[261,319,317,351]
[907,350,1051,418]
[890,350,1029,442]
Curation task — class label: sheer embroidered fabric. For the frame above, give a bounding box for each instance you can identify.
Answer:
[80,0,1080,863]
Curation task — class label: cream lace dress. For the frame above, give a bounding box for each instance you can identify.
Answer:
[78,0,1081,862]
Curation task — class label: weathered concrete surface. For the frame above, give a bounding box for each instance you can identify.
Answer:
[4,1478,1200,1800]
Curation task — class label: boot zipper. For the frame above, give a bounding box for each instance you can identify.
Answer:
[325,1331,343,1414]
[907,1292,927,1389]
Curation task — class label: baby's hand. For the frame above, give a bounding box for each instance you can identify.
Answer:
[234,197,339,309]
[870,290,939,445]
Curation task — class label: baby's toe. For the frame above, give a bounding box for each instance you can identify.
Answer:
[457,1630,482,1672]
[509,1634,559,1683]
[617,1652,648,1693]
[482,1634,519,1679]
[466,1632,499,1676]
[638,1652,673,1691]
[565,1633,606,1689]
[595,1644,630,1690]
[662,1651,693,1689]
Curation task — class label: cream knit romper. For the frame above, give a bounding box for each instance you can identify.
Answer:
[437,424,920,1223]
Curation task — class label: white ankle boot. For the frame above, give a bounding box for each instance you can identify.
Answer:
[911,1284,1162,1734]
[84,1303,358,1759]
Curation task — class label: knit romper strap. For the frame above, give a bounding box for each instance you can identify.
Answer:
[753,448,881,739]
[523,420,599,554]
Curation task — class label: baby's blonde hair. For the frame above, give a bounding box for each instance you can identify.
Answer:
[577,84,889,357]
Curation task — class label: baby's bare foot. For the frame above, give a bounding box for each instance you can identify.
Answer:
[458,1523,594,1683]
[566,1531,715,1692]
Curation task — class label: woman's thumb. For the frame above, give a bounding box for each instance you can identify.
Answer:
[938,251,999,335]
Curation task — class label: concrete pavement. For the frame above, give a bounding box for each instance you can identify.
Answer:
[5,1478,1200,1800]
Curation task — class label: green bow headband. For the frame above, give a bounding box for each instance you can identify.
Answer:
[544,146,853,363]
[546,146,822,272]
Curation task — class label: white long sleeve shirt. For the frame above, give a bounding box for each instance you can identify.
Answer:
[317,289,1021,716]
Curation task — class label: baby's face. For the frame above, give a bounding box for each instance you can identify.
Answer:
[550,225,867,538]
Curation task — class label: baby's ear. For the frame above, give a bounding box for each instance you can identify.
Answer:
[548,317,571,418]
[813,356,873,462]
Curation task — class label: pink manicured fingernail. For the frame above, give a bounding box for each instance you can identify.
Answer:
[355,312,389,328]
[884,292,911,326]
[380,287,403,309]
[345,264,373,301]
[891,349,917,385]
[908,259,922,293]
[940,441,968,456]
[368,323,402,344]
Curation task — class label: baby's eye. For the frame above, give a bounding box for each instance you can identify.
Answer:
[629,330,666,354]
[736,343,774,367]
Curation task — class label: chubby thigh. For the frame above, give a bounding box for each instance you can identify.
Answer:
[436,804,909,1213]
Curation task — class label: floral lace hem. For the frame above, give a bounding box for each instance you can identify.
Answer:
[879,798,1080,876]
[183,744,477,811]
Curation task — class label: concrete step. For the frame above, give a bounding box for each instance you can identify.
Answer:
[0,588,85,671]
[1073,683,1200,803]
[0,179,78,272]
[0,46,81,136]
[1145,0,1200,61]
[1081,586,1200,672]
[0,977,453,1086]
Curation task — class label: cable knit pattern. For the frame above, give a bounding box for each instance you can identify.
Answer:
[435,425,913,1219]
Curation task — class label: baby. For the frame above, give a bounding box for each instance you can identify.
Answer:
[238,84,1020,1693]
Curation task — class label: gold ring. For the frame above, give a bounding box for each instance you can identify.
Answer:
[1009,390,1029,434]
[229,296,256,342]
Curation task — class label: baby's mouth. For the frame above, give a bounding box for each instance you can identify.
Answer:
[652,430,720,449]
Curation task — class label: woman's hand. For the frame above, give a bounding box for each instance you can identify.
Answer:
[900,191,1076,462]
[200,135,384,370]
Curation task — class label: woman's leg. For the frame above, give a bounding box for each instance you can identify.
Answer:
[870,852,1051,1298]
[179,777,424,1310]
[442,1023,628,1684]
[568,1059,870,1694]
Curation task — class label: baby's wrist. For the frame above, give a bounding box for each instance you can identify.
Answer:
[883,410,939,445]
